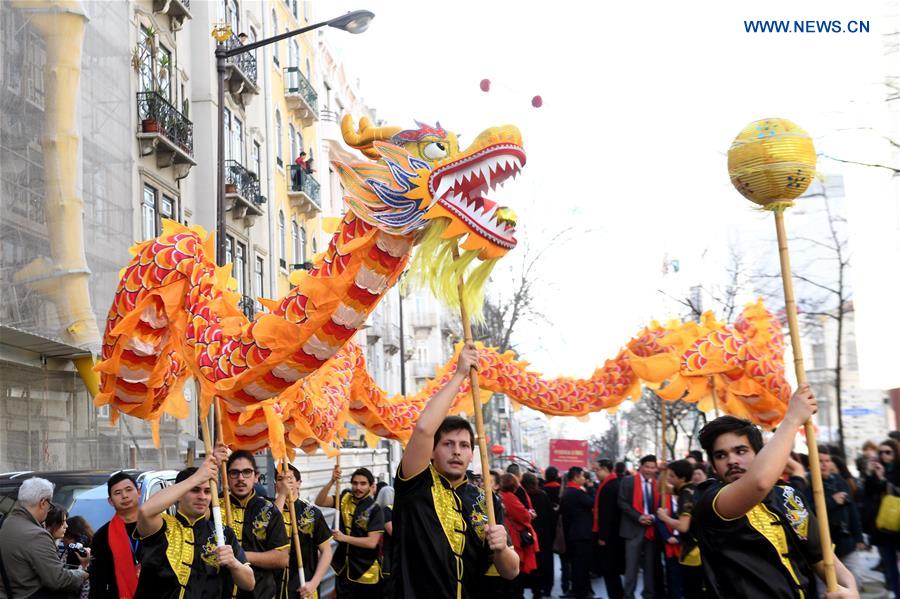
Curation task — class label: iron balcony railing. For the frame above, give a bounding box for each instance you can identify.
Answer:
[225,160,264,206]
[136,91,194,155]
[320,108,340,123]
[283,67,318,116]
[238,295,255,321]
[289,166,321,209]
[224,34,258,87]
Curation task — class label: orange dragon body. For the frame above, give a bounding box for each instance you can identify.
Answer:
[96,115,790,456]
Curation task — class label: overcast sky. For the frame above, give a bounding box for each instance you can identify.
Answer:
[322,0,897,439]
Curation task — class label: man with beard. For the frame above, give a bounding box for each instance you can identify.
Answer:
[135,450,255,598]
[274,464,332,599]
[315,466,384,598]
[90,472,142,599]
[693,385,859,598]
[391,343,519,599]
[223,450,290,599]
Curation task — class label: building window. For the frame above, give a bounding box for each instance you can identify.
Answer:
[306,57,311,81]
[271,10,279,65]
[233,116,244,165]
[158,43,172,101]
[312,237,317,254]
[225,235,233,264]
[291,220,299,265]
[812,343,827,370]
[299,225,307,264]
[254,256,265,310]
[275,110,283,167]
[303,0,309,22]
[223,107,232,161]
[141,184,179,240]
[225,0,239,32]
[142,184,157,241]
[296,130,304,155]
[290,39,299,69]
[234,240,246,294]
[278,211,286,269]
[251,141,261,176]
[289,123,296,162]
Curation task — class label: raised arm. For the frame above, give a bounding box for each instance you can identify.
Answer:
[714,385,816,520]
[314,466,340,508]
[400,343,478,479]
[137,447,225,537]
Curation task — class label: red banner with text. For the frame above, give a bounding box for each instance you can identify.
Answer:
[548,439,589,471]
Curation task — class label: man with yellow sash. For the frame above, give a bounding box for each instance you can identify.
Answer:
[389,343,519,599]
[315,466,384,598]
[221,450,290,599]
[692,386,859,598]
[134,449,255,599]
[274,464,333,599]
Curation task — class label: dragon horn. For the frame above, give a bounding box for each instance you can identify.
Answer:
[341,115,402,159]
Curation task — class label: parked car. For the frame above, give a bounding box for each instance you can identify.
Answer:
[0,469,177,531]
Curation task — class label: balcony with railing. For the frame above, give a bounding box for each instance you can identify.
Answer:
[153,0,191,28]
[136,91,196,175]
[238,294,256,321]
[283,67,318,125]
[225,159,265,225]
[223,34,259,99]
[288,165,321,215]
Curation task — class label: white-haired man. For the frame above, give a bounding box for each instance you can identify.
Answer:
[0,477,90,598]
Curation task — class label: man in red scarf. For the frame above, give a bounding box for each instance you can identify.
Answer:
[593,459,624,599]
[89,472,141,599]
[617,455,660,599]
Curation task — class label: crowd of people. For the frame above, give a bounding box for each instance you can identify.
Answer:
[0,343,897,599]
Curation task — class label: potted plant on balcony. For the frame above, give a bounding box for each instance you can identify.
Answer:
[134,27,171,134]
[225,179,238,194]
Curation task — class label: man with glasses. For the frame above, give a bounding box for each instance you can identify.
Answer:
[0,477,89,598]
[223,450,290,599]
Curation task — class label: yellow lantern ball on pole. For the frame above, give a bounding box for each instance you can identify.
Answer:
[727,118,817,210]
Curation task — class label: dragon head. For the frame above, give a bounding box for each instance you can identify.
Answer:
[336,115,525,261]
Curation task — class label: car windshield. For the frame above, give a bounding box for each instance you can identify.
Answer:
[68,484,116,530]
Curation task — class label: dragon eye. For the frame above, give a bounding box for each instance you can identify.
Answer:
[422,142,448,160]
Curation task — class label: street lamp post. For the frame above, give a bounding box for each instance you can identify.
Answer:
[211,9,375,266]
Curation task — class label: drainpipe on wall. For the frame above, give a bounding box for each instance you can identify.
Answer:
[11,1,101,395]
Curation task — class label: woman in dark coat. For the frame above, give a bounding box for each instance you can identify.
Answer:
[864,438,900,596]
[523,472,555,599]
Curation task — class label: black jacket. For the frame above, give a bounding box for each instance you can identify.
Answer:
[596,476,622,543]
[527,488,556,550]
[559,486,594,543]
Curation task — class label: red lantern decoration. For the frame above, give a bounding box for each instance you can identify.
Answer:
[491,444,505,456]
[531,95,543,108]
[480,78,491,92]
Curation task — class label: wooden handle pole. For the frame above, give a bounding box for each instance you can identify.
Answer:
[199,411,226,546]
[334,449,341,530]
[451,247,496,527]
[660,395,668,507]
[282,460,307,587]
[774,209,837,591]
[214,397,233,527]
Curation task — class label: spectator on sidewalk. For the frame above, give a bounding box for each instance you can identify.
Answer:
[0,478,89,599]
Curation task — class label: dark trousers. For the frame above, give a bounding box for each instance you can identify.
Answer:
[681,564,706,598]
[664,556,683,599]
[533,548,554,595]
[560,552,571,591]
[599,543,625,599]
[568,539,593,598]
[336,576,382,599]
